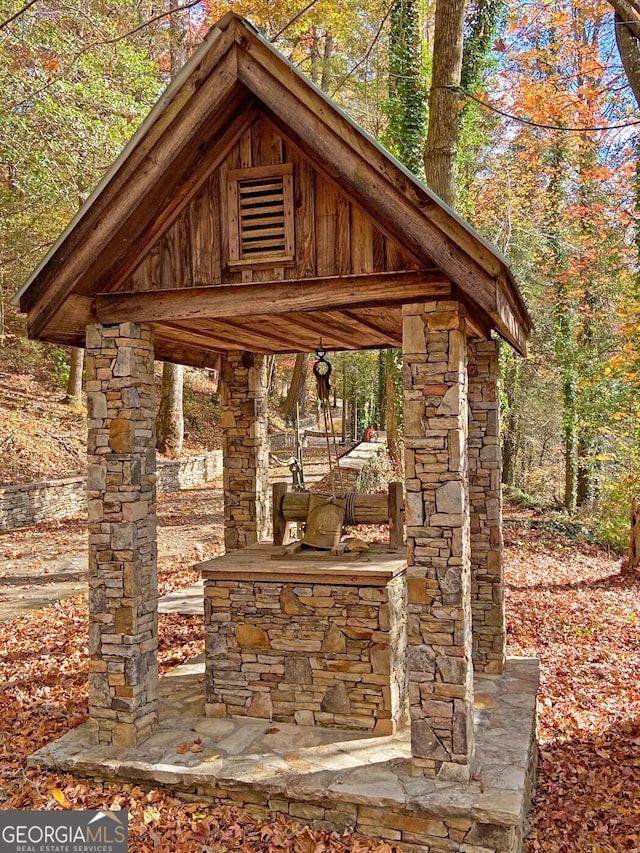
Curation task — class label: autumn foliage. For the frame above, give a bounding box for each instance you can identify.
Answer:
[505,521,640,851]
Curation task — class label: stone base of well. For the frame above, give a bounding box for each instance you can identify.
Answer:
[30,656,538,852]
[200,543,408,734]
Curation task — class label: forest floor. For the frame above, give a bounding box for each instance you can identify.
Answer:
[0,494,638,850]
[0,321,223,485]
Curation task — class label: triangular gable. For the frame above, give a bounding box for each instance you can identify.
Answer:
[14,13,530,357]
[109,113,425,295]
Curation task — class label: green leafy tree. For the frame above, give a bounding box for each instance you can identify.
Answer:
[386,0,426,177]
[0,1,160,300]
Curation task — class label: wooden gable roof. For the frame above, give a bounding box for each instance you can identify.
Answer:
[14,13,530,367]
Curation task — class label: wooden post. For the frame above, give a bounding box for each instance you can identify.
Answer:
[273,482,289,545]
[388,481,404,551]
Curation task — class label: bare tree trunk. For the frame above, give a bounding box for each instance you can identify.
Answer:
[563,377,578,514]
[169,0,188,70]
[64,346,84,406]
[613,3,640,108]
[321,31,335,90]
[385,349,401,465]
[309,25,322,85]
[283,353,309,423]
[502,356,521,487]
[577,434,591,507]
[156,362,184,457]
[423,0,465,207]
[630,497,640,568]
[377,350,386,429]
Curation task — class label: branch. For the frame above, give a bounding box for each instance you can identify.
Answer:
[329,1,393,98]
[74,0,203,57]
[0,0,202,115]
[273,0,319,40]
[0,0,39,32]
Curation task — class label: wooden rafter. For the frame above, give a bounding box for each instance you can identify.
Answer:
[283,312,372,350]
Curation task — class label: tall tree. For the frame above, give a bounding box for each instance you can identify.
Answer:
[64,347,84,407]
[384,348,402,464]
[202,0,390,135]
[155,0,189,457]
[387,0,427,176]
[283,353,310,424]
[155,363,185,456]
[383,0,427,462]
[462,0,635,515]
[611,0,640,105]
[424,0,465,205]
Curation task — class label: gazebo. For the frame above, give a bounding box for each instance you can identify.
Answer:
[15,13,537,850]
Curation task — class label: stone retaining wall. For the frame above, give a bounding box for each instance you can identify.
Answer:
[0,476,87,532]
[269,433,298,451]
[0,450,222,532]
[156,451,222,492]
[204,572,408,734]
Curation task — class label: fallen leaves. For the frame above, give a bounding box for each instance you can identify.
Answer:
[2,492,638,850]
[175,739,203,755]
[504,522,640,851]
[0,496,399,851]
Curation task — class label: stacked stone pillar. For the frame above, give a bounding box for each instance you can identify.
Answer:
[220,351,269,551]
[85,322,158,747]
[468,338,505,673]
[403,300,474,780]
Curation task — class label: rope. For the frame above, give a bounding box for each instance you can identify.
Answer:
[344,491,357,526]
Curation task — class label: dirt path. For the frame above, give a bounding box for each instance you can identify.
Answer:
[0,482,224,621]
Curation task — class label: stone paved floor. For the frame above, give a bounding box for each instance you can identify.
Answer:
[30,656,539,849]
[158,580,204,615]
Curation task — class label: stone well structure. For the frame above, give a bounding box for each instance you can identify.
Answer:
[15,12,535,848]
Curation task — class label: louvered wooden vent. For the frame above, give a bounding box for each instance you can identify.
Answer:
[228,164,294,265]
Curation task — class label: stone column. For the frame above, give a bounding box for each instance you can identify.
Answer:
[220,351,269,551]
[468,338,505,673]
[403,299,474,780]
[85,322,158,747]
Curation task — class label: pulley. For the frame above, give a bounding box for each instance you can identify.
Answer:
[313,348,332,401]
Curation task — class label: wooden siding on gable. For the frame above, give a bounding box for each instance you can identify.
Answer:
[116,114,423,294]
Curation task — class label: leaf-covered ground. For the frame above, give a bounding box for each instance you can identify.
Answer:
[0,547,398,852]
[504,524,640,852]
[0,349,222,486]
[1,516,639,850]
